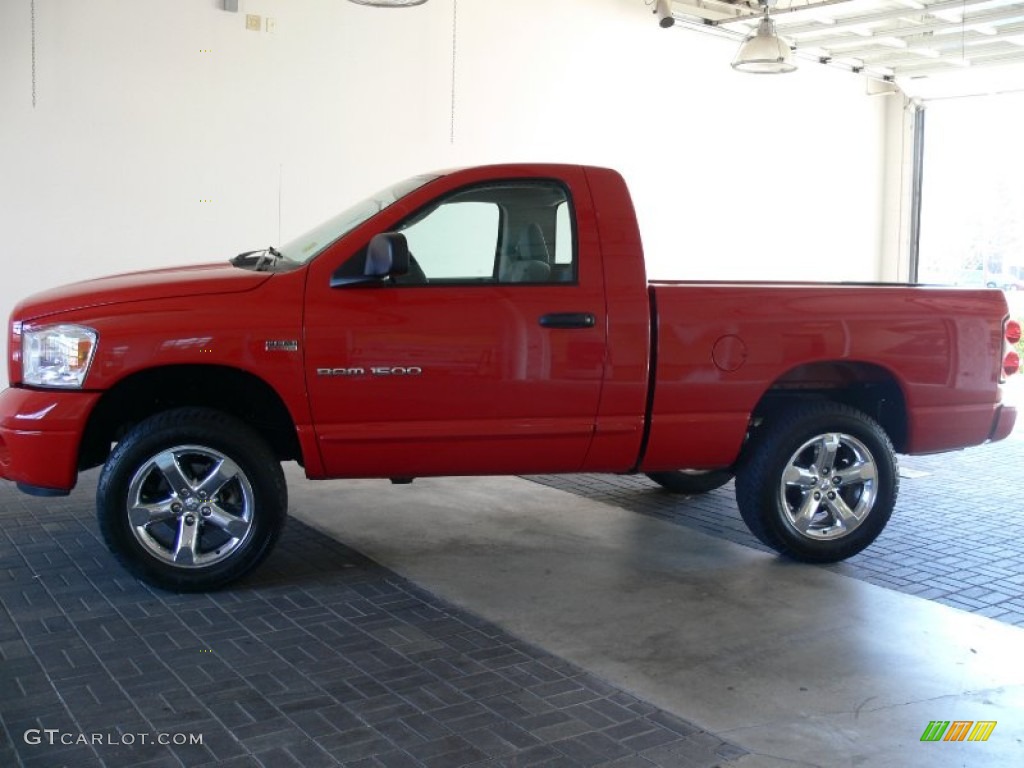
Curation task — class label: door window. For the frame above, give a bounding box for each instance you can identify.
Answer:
[401,202,499,279]
[390,182,576,284]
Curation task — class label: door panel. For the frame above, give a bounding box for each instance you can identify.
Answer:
[303,179,607,478]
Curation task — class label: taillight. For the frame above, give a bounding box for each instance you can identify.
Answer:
[1004,319,1021,379]
[1007,320,1022,345]
[1006,351,1022,378]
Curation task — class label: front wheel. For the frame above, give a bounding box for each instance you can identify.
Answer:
[97,407,287,591]
[735,402,898,563]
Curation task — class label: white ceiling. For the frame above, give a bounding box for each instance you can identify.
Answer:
[665,0,1024,93]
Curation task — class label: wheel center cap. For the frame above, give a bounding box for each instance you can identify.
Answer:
[184,497,200,511]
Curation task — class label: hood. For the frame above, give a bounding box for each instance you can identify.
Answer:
[12,263,274,322]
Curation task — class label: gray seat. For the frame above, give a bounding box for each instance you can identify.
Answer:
[500,223,552,283]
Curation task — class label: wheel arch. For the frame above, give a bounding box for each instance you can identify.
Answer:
[751,360,909,453]
[79,365,302,470]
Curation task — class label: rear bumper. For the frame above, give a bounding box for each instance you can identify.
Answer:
[988,403,1018,443]
[0,387,101,494]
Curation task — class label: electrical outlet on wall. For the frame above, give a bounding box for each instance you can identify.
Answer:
[246,14,261,32]
[266,18,276,34]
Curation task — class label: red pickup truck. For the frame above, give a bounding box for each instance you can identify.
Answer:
[1,164,1019,591]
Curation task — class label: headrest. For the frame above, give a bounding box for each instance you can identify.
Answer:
[515,223,551,264]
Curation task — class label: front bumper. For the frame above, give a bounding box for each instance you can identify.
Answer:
[0,387,101,495]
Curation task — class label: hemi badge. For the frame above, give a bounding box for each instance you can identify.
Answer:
[265,340,299,352]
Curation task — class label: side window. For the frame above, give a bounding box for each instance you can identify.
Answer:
[392,181,576,285]
[553,202,574,271]
[401,202,499,279]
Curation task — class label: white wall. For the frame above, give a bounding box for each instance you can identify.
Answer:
[0,0,887,387]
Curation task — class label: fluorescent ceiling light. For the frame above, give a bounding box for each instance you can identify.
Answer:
[875,36,910,48]
[346,0,428,6]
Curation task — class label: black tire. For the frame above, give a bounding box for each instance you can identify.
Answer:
[734,402,898,563]
[97,407,287,592]
[645,470,733,495]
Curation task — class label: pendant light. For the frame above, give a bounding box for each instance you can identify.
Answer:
[732,2,796,74]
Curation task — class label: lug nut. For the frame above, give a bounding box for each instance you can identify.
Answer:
[171,503,183,514]
[827,492,836,500]
[184,514,196,526]
[813,492,821,500]
[200,506,212,517]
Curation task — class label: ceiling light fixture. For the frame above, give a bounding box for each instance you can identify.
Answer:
[655,0,675,28]
[346,0,428,7]
[732,1,796,74]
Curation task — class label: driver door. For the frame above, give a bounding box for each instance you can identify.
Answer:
[303,179,607,478]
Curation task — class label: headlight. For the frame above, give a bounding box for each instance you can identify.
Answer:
[23,324,98,388]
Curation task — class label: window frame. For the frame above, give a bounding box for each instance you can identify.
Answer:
[378,178,580,288]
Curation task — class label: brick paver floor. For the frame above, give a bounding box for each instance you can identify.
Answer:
[0,471,745,768]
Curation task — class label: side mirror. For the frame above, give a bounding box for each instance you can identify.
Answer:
[366,232,410,278]
[331,233,410,287]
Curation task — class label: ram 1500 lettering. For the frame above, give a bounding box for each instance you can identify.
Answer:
[1,164,1019,590]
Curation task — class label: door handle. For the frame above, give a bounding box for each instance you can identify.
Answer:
[539,312,596,329]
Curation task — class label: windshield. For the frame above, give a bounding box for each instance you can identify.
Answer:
[277,174,438,264]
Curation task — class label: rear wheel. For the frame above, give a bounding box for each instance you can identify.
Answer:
[645,470,733,495]
[735,402,898,563]
[97,407,287,591]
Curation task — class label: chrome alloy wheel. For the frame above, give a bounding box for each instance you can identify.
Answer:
[777,432,878,541]
[126,445,255,568]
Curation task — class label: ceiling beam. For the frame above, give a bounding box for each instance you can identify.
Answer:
[858,41,1024,68]
[716,0,999,30]
[891,45,1024,74]
[791,4,1024,43]
[834,22,1024,60]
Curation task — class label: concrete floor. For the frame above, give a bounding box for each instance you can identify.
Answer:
[289,466,1024,768]
[530,429,1024,627]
